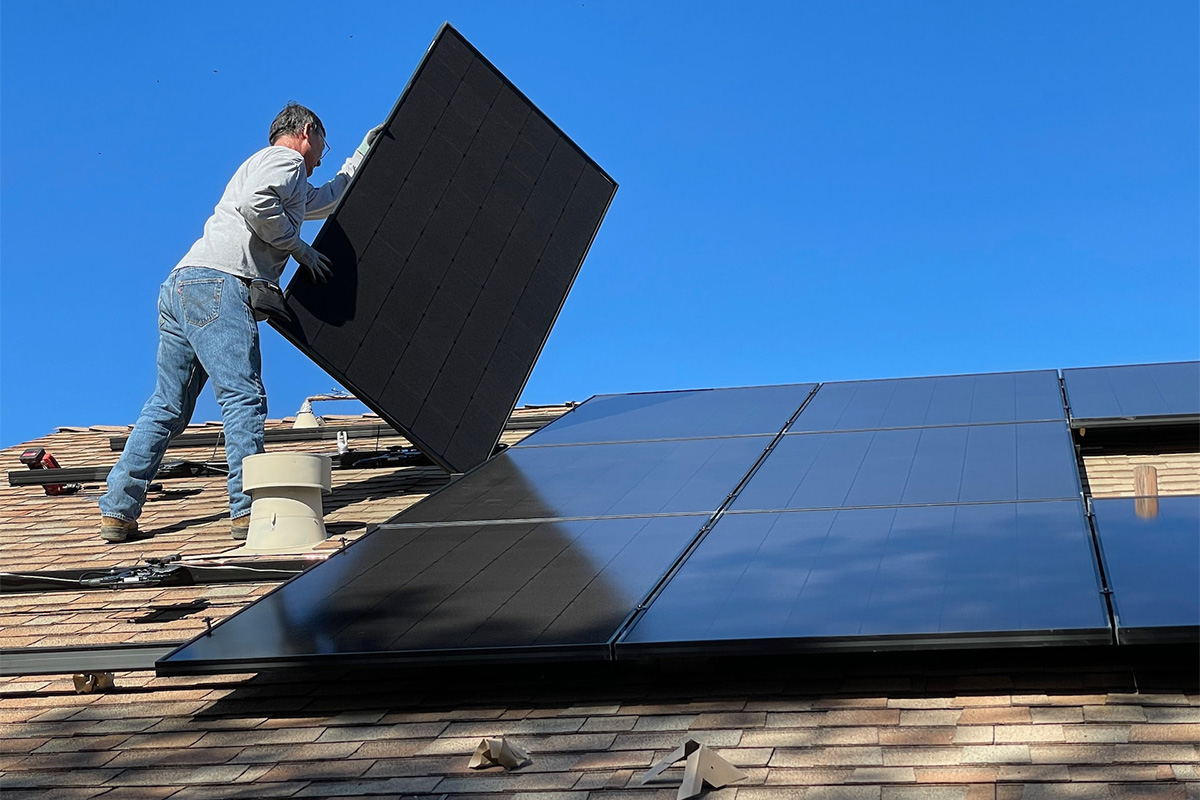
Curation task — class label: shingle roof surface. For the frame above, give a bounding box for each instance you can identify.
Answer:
[2,649,1197,799]
[0,409,561,650]
[1,406,1197,799]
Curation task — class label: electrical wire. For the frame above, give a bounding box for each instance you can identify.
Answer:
[183,565,302,575]
[3,599,249,617]
[0,573,81,584]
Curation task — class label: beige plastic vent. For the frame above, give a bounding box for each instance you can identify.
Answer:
[237,453,332,554]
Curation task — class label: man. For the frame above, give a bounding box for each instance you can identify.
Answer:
[99,103,381,543]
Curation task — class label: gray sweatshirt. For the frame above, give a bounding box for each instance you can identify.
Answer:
[174,145,363,282]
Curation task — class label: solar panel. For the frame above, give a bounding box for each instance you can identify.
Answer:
[1062,362,1200,426]
[790,371,1065,433]
[157,515,706,673]
[275,24,617,473]
[157,367,1150,677]
[391,436,773,524]
[516,384,817,446]
[731,422,1081,512]
[1091,495,1200,644]
[619,501,1110,655]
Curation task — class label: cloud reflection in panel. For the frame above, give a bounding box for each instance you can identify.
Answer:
[620,501,1111,654]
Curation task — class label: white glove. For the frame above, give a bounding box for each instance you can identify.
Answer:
[293,241,332,284]
[358,124,385,156]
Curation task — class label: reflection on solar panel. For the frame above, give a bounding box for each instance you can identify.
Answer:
[162,365,1183,677]
[789,371,1065,433]
[732,422,1081,512]
[276,24,617,473]
[516,384,816,446]
[1092,495,1200,644]
[159,385,796,673]
[157,516,706,672]
[619,502,1109,654]
[391,436,773,524]
[1063,362,1200,426]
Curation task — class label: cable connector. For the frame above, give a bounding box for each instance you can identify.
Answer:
[79,554,185,589]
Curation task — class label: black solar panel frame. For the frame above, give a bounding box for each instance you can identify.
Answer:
[729,421,1086,513]
[272,23,617,473]
[1090,495,1200,645]
[156,515,711,675]
[787,370,1068,434]
[617,501,1113,658]
[1062,361,1200,429]
[385,434,777,526]
[513,383,818,447]
[155,368,1146,677]
[155,388,810,676]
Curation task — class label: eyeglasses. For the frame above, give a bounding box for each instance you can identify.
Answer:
[307,124,330,160]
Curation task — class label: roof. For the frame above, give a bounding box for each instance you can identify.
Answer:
[2,403,1197,798]
[0,408,565,652]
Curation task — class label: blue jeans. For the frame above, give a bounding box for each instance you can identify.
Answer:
[100,267,267,523]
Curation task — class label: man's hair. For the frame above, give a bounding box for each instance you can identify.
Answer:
[268,103,325,145]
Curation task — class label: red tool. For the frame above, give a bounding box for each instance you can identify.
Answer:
[19,448,81,496]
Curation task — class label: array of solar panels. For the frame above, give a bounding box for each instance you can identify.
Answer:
[161,363,1199,674]
[276,24,617,473]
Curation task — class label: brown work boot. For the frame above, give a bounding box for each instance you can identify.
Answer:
[231,515,251,541]
[100,516,138,543]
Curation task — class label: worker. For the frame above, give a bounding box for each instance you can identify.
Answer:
[99,103,382,543]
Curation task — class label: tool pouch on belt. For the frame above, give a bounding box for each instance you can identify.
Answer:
[249,280,290,324]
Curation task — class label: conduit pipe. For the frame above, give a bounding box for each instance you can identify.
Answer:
[292,392,358,429]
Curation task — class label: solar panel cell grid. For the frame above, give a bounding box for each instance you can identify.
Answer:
[391,436,772,524]
[276,24,616,473]
[519,384,817,446]
[454,60,500,122]
[1091,495,1200,643]
[158,516,707,672]
[731,422,1080,512]
[435,26,473,76]
[619,501,1108,652]
[508,135,551,183]
[790,371,1065,433]
[159,364,1152,674]
[1063,362,1200,423]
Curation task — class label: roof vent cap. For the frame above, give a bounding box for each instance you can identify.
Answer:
[236,453,332,554]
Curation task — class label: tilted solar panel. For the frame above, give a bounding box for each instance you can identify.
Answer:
[275,24,617,473]
[1092,495,1200,644]
[1062,362,1200,426]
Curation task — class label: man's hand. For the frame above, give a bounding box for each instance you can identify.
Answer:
[293,241,332,284]
[358,124,385,156]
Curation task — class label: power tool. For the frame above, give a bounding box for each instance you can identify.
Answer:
[19,448,82,496]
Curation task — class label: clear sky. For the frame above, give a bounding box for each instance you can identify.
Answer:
[2,1,1197,449]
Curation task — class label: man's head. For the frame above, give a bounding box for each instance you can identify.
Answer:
[268,103,327,177]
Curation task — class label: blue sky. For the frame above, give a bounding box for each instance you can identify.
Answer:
[2,1,1196,448]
